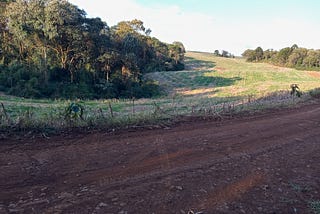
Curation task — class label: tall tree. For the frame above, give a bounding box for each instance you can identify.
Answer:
[303,50,320,68]
[254,47,264,61]
[242,49,255,61]
[0,0,13,65]
[5,0,33,63]
[288,48,308,67]
[169,41,185,64]
[277,47,292,65]
[44,0,87,82]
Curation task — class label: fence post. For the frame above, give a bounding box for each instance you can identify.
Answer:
[1,102,11,124]
[108,101,114,118]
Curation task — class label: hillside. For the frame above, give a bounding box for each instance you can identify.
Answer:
[1,51,320,131]
[1,52,320,214]
[146,51,320,98]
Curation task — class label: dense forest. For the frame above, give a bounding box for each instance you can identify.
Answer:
[242,45,320,70]
[0,0,185,99]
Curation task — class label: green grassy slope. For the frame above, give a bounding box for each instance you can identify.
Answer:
[146,51,320,98]
[1,51,320,130]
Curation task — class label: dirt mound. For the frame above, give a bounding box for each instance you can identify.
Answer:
[1,102,320,213]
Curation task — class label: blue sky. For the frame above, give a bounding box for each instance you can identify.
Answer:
[136,0,319,19]
[69,0,320,55]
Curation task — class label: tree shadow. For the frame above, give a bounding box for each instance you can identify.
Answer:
[184,56,216,71]
[193,73,242,87]
[173,74,242,97]
[162,70,242,96]
[147,55,242,97]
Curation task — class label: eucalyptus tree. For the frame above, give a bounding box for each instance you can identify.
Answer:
[6,0,55,83]
[5,0,32,63]
[288,48,308,68]
[214,50,220,56]
[98,51,119,82]
[0,0,13,65]
[169,41,185,65]
[254,47,264,61]
[44,0,87,82]
[0,1,186,99]
[303,50,320,68]
[111,19,150,80]
[276,47,292,65]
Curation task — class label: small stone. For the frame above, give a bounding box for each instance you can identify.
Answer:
[98,202,107,207]
[58,192,73,199]
[199,189,207,194]
[119,202,126,207]
[111,197,118,202]
[8,203,16,208]
[262,185,270,190]
[9,208,24,213]
[41,187,48,192]
[80,187,88,192]
[176,186,183,191]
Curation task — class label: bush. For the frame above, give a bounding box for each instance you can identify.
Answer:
[0,63,43,98]
[0,63,162,100]
[140,80,162,98]
[94,79,117,99]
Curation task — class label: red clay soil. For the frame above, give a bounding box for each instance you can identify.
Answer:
[1,102,320,214]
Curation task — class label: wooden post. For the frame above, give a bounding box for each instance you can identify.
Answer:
[108,101,114,118]
[1,102,11,123]
[132,98,135,114]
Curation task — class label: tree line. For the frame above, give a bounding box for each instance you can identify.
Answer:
[0,0,185,99]
[213,50,235,58]
[242,45,320,70]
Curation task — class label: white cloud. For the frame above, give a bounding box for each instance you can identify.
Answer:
[69,0,320,56]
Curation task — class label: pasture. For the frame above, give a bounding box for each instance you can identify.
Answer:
[1,51,320,131]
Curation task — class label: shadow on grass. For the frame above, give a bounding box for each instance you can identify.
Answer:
[151,69,243,97]
[172,74,242,98]
[185,56,216,71]
[169,70,242,88]
[194,74,242,87]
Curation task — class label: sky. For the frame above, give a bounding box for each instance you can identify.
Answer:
[69,0,320,56]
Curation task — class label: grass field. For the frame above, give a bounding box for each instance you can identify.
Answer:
[147,52,320,98]
[1,51,320,131]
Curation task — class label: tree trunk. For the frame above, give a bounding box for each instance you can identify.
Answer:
[42,46,48,84]
[105,65,110,82]
[69,69,74,83]
[61,54,67,69]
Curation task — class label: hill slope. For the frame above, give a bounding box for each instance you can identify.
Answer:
[146,51,320,98]
[1,51,320,130]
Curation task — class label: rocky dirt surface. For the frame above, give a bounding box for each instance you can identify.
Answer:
[0,102,320,214]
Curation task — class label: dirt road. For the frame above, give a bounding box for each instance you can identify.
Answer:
[1,102,320,214]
